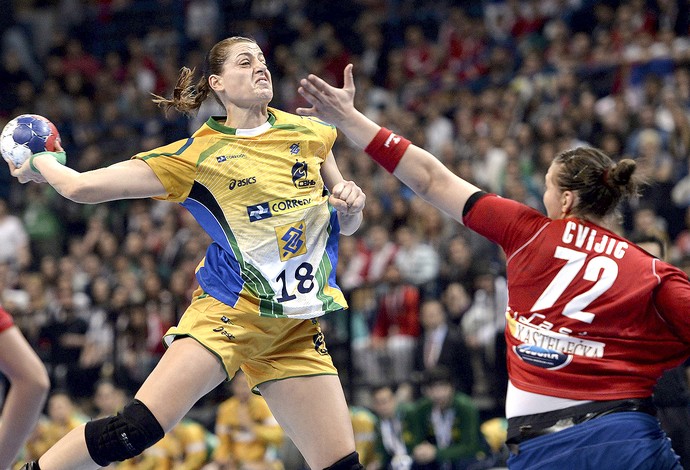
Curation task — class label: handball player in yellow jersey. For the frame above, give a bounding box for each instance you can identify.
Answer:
[13,36,366,470]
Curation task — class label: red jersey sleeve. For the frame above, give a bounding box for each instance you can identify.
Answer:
[654,261,690,343]
[463,193,551,259]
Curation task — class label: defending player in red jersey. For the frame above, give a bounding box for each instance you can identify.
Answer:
[296,64,690,469]
[0,306,50,468]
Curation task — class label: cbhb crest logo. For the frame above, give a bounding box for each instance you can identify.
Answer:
[291,160,316,188]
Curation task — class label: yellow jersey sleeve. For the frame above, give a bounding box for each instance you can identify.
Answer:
[132,138,198,202]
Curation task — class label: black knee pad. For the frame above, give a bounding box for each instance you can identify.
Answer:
[323,451,364,470]
[84,399,165,467]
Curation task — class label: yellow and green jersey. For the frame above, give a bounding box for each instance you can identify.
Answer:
[134,108,347,318]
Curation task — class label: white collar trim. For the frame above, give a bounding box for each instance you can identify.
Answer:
[235,121,272,136]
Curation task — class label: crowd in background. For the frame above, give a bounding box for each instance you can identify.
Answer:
[1,0,690,468]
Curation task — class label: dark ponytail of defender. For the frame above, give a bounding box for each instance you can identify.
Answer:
[553,147,643,219]
[151,36,257,116]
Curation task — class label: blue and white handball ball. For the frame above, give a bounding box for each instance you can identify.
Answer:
[0,114,61,167]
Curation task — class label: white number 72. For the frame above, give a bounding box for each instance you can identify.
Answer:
[530,246,618,324]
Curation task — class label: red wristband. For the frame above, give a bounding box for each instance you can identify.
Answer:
[364,127,411,173]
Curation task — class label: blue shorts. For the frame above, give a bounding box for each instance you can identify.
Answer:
[507,412,681,470]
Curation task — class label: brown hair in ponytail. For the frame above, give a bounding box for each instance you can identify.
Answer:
[553,147,644,218]
[151,36,257,116]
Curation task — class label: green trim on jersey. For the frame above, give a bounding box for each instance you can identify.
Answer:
[272,123,314,134]
[315,221,346,312]
[196,140,230,166]
[139,139,194,160]
[243,262,285,318]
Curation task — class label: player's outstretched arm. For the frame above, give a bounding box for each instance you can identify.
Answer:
[297,64,482,222]
[9,142,166,203]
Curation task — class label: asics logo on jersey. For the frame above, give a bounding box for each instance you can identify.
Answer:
[229,176,256,190]
[247,203,272,222]
[291,160,316,188]
[212,326,235,340]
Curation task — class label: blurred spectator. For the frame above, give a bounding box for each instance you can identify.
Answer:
[0,197,30,273]
[185,0,221,41]
[401,24,438,80]
[364,224,398,285]
[91,379,127,419]
[24,391,88,461]
[213,371,284,470]
[439,282,471,329]
[37,281,88,399]
[350,405,378,468]
[76,285,115,397]
[407,367,489,470]
[413,300,473,397]
[356,23,388,87]
[671,206,690,263]
[337,236,370,292]
[371,264,421,385]
[438,235,476,292]
[61,38,101,84]
[369,383,415,470]
[393,225,439,298]
[114,302,158,394]
[629,205,669,248]
[21,186,64,264]
[460,269,508,415]
[168,418,217,470]
[0,48,33,115]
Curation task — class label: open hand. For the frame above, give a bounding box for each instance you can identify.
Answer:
[297,64,356,127]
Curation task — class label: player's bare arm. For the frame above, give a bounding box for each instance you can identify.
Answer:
[297,64,481,222]
[16,144,166,203]
[320,150,365,236]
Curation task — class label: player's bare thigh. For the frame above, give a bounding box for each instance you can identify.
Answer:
[259,375,356,470]
[134,337,227,431]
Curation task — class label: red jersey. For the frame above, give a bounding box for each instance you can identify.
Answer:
[464,193,690,400]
